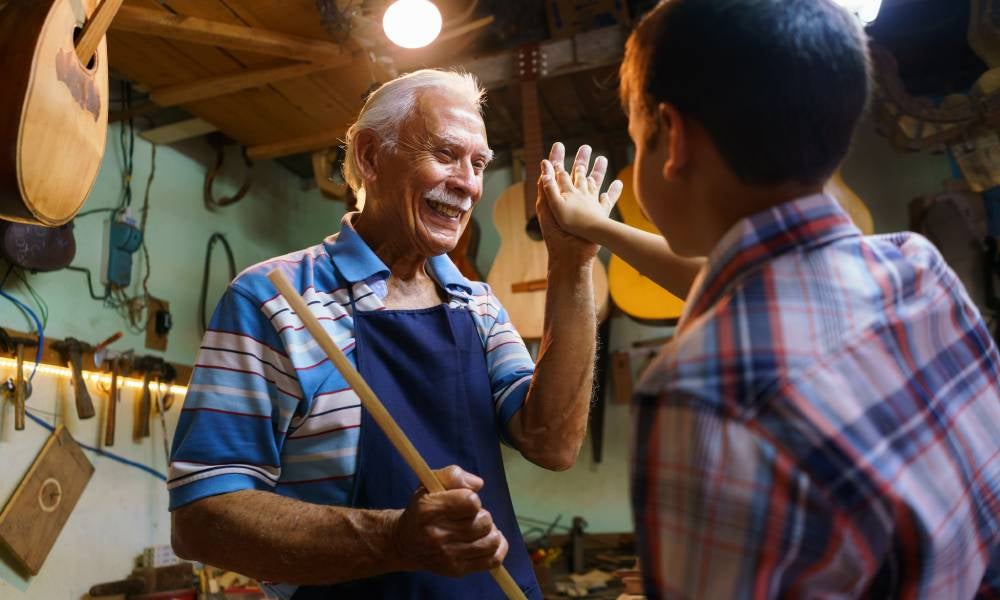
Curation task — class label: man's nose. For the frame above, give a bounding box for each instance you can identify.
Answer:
[449,160,480,198]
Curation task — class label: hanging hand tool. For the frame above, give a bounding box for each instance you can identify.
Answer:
[55,338,95,420]
[153,374,171,463]
[14,342,26,430]
[104,356,120,446]
[1,333,36,431]
[137,367,154,439]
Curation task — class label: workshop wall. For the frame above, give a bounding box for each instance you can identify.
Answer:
[0,124,345,599]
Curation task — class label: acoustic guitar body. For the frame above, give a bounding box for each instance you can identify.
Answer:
[0,0,108,225]
[826,170,875,235]
[448,218,482,281]
[487,184,609,340]
[607,165,686,323]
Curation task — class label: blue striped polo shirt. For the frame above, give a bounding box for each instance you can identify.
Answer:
[168,214,535,511]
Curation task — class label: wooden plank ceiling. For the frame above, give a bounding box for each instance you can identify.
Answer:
[107,0,631,172]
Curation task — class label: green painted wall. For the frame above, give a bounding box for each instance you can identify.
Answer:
[0,125,345,598]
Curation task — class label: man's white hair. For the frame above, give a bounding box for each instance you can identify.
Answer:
[342,69,486,195]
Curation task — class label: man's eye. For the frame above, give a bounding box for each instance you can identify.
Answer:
[473,160,486,171]
[437,149,454,160]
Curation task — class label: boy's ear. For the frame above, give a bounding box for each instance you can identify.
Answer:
[658,102,688,180]
[354,130,380,181]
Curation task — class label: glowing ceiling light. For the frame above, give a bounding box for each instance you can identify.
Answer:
[833,0,883,24]
[383,0,442,49]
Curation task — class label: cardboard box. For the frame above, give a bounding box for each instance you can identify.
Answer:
[546,0,630,39]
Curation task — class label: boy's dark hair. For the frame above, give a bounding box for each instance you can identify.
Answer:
[620,0,871,185]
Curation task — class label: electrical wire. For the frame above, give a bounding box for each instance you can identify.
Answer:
[0,288,43,381]
[16,269,49,328]
[67,266,110,301]
[199,233,236,333]
[23,409,166,481]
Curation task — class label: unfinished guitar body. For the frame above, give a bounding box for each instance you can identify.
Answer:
[0,0,109,225]
[487,183,609,340]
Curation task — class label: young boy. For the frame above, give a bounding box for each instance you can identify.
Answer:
[540,1,1000,598]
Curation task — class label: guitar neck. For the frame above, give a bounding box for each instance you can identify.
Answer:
[76,0,125,65]
[520,79,543,221]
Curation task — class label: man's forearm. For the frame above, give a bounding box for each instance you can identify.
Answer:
[513,256,597,470]
[172,489,404,585]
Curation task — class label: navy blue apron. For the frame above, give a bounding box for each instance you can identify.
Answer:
[293,289,540,599]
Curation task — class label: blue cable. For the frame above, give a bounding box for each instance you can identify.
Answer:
[1,288,166,481]
[0,288,44,380]
[24,409,167,481]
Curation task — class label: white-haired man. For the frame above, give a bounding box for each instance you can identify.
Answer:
[168,69,620,599]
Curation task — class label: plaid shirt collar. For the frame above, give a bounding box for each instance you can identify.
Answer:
[680,193,861,331]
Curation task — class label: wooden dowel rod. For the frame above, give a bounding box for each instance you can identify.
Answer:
[266,269,527,600]
[76,0,125,65]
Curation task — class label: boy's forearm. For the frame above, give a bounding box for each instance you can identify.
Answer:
[586,218,704,299]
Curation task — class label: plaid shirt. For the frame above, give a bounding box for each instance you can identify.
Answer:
[631,194,1000,599]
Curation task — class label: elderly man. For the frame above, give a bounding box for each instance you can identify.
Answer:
[168,69,616,599]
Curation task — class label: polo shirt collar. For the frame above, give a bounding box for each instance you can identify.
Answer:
[324,212,475,296]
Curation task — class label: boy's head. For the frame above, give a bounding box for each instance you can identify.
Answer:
[620,0,871,255]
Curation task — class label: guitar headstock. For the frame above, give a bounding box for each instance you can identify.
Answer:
[515,45,547,83]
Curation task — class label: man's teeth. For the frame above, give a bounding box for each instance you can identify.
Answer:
[427,199,462,218]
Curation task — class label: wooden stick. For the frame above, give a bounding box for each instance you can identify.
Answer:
[75,0,125,65]
[266,270,527,600]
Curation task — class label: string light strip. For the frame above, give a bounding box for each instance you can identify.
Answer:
[0,356,188,396]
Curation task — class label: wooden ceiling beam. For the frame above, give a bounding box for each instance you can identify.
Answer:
[247,130,344,161]
[149,60,349,107]
[110,5,345,62]
[458,25,627,90]
[139,118,219,145]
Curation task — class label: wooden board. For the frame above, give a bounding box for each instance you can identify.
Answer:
[0,426,94,575]
[145,297,170,351]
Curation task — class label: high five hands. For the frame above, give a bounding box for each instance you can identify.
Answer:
[538,142,624,248]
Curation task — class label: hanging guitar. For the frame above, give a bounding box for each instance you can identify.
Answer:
[607,164,686,323]
[486,45,610,339]
[0,0,124,225]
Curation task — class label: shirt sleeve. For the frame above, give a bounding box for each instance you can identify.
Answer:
[480,285,535,446]
[168,284,304,510]
[631,393,873,599]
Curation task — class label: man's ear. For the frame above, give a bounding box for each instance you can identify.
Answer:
[354,130,381,182]
[658,102,688,180]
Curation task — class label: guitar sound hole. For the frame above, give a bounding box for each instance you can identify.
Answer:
[72,26,97,70]
[525,216,543,241]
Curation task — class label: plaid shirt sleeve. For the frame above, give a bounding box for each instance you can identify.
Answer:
[633,393,879,600]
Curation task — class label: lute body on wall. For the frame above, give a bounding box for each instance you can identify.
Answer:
[0,0,123,225]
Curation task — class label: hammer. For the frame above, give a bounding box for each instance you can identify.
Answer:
[3,335,37,430]
[54,337,96,420]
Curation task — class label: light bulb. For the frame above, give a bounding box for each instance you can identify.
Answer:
[383,0,442,49]
[832,0,883,24]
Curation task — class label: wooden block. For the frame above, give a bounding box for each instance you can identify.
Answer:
[145,297,170,351]
[0,426,94,575]
[610,351,632,405]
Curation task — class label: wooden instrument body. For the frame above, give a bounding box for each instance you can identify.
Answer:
[485,44,608,339]
[607,165,685,323]
[487,184,609,339]
[826,170,875,235]
[448,218,482,281]
[0,0,108,225]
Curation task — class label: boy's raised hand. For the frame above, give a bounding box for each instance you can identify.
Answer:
[540,142,624,240]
